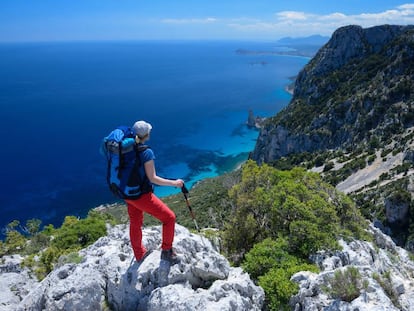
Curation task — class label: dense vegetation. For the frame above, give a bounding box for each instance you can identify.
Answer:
[0,211,115,279]
[221,160,368,310]
[223,161,368,261]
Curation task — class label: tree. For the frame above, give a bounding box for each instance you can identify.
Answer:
[3,220,26,254]
[223,160,369,310]
[25,219,42,236]
[223,161,360,261]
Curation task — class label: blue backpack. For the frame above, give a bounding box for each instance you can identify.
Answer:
[101,126,151,199]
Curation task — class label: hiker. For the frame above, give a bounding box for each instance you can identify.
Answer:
[127,120,184,263]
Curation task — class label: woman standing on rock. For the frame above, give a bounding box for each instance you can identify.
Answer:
[126,120,184,263]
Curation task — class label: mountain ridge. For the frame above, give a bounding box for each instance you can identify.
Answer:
[252,24,414,163]
[251,24,414,249]
[276,34,329,46]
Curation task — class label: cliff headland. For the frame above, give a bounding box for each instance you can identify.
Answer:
[252,24,414,249]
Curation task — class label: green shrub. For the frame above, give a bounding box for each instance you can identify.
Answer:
[259,267,299,311]
[51,211,109,251]
[4,230,26,254]
[242,237,297,280]
[323,161,335,171]
[58,252,84,266]
[24,232,50,255]
[243,238,318,311]
[326,266,367,302]
[223,161,367,261]
[369,136,381,149]
[24,218,42,236]
[372,271,401,309]
[39,246,61,277]
[2,221,27,255]
[367,154,376,164]
[7,210,114,280]
[381,149,392,158]
[314,155,325,167]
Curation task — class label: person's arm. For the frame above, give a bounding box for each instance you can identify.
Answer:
[144,160,184,188]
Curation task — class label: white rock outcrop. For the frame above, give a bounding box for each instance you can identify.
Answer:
[10,224,263,311]
[0,255,37,311]
[290,224,414,311]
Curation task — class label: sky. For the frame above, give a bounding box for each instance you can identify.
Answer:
[1,1,414,42]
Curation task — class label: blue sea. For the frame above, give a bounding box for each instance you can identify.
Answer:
[0,41,308,233]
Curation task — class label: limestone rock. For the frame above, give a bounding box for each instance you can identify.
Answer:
[291,224,414,311]
[0,255,37,311]
[11,224,263,311]
[147,267,263,311]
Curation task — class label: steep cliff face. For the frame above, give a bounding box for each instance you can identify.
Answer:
[252,24,414,164]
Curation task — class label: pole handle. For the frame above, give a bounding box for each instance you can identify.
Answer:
[181,184,189,194]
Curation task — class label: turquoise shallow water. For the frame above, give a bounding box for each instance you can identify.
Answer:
[0,40,308,230]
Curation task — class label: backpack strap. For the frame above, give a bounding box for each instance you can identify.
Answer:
[133,145,149,173]
[125,144,152,195]
[135,144,149,153]
[117,141,123,179]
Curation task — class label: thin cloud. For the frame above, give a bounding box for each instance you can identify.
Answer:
[228,3,414,37]
[161,17,218,24]
[277,11,309,20]
[398,3,414,9]
[320,13,347,21]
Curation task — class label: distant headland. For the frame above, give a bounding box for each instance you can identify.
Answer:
[236,34,329,58]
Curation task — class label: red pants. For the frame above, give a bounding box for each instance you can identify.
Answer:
[125,192,176,260]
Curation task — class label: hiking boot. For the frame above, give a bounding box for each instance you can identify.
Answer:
[136,250,151,264]
[161,249,179,264]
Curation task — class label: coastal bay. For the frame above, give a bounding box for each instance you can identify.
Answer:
[0,41,309,231]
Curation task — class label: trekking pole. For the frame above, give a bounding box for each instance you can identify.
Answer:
[181,185,206,248]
